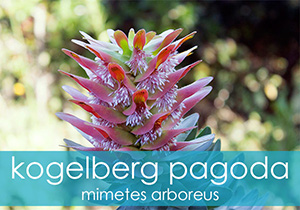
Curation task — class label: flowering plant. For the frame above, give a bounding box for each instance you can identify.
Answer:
[56,28,267,210]
[57,28,219,152]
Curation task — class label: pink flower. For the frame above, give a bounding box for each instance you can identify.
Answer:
[57,28,215,151]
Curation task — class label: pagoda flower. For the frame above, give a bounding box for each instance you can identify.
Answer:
[57,28,220,151]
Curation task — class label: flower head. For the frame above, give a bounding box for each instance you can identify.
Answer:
[57,28,215,151]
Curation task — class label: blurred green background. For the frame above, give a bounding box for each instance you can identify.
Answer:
[0,0,299,152]
[0,0,299,210]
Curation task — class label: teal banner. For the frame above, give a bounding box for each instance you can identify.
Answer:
[0,151,299,206]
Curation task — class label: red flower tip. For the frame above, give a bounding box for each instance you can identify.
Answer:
[154,113,170,129]
[108,63,125,82]
[133,29,146,50]
[133,89,148,104]
[86,46,103,60]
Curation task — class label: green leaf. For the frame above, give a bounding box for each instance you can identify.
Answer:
[197,126,212,138]
[185,127,198,141]
[206,139,221,151]
[174,113,199,142]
